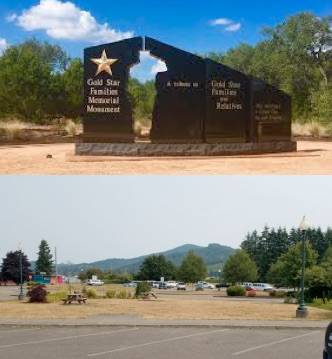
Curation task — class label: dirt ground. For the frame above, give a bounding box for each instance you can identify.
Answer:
[0,140,332,175]
[0,297,330,321]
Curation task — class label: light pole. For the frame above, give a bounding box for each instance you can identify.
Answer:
[18,249,24,301]
[296,216,309,318]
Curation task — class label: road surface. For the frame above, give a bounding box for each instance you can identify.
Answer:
[0,326,324,359]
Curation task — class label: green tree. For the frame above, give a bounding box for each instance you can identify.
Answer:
[1,250,30,284]
[223,250,258,285]
[177,251,207,283]
[62,58,84,118]
[137,255,176,281]
[267,241,318,288]
[305,248,332,300]
[35,240,53,275]
[0,45,53,120]
[78,267,104,281]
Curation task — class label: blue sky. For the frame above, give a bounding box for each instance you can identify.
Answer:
[0,0,331,81]
[1,176,332,263]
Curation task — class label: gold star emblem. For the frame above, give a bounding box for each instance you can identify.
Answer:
[90,49,118,76]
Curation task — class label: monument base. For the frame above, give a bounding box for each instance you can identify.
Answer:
[75,141,297,156]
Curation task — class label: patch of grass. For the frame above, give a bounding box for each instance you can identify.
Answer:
[83,287,97,299]
[0,297,331,321]
[64,119,82,137]
[116,289,130,299]
[269,290,287,298]
[47,291,68,303]
[105,289,116,298]
[292,121,330,138]
[309,299,332,311]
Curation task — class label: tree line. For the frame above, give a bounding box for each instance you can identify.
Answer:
[1,240,54,284]
[206,13,332,123]
[241,226,332,281]
[0,12,330,124]
[238,226,332,300]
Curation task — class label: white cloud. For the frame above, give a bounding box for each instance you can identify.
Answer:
[210,17,241,32]
[210,18,233,26]
[0,38,8,54]
[9,0,133,43]
[225,23,241,32]
[151,59,167,75]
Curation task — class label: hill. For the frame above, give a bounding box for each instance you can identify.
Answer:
[57,243,235,275]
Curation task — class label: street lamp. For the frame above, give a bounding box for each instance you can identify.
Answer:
[18,249,24,301]
[296,216,309,318]
[218,269,222,291]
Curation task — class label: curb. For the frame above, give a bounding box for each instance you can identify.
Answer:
[0,322,327,331]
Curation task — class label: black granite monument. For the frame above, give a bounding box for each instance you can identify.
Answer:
[83,37,142,142]
[145,37,206,143]
[78,36,296,155]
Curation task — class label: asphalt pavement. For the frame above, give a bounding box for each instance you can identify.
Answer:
[0,326,325,359]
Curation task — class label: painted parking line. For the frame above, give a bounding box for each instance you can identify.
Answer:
[0,328,41,335]
[232,331,319,356]
[88,328,230,357]
[0,327,139,350]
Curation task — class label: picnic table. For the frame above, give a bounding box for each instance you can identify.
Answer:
[62,292,87,304]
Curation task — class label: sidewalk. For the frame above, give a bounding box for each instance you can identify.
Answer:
[0,315,329,330]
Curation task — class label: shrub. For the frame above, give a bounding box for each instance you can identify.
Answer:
[105,289,116,298]
[226,285,246,297]
[116,289,129,299]
[27,285,48,303]
[47,291,68,303]
[135,282,151,298]
[64,119,81,136]
[84,288,97,299]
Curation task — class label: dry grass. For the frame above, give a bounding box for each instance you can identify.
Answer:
[292,121,330,138]
[0,297,331,321]
[0,118,82,141]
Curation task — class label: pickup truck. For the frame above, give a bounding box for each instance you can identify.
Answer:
[87,279,104,286]
[324,322,332,359]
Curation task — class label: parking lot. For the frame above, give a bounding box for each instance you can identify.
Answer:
[0,326,324,359]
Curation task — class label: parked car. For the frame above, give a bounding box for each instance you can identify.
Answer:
[123,281,137,287]
[195,283,205,291]
[159,282,168,289]
[152,281,160,288]
[252,283,274,291]
[176,282,186,290]
[323,322,332,359]
[87,278,104,286]
[166,281,178,288]
[244,285,256,291]
[197,281,215,289]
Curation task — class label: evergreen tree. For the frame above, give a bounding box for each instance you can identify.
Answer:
[35,240,53,275]
[1,251,30,284]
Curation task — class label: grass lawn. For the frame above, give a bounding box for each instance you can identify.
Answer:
[0,297,331,321]
[309,300,332,312]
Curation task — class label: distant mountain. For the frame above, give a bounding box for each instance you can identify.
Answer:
[57,243,235,275]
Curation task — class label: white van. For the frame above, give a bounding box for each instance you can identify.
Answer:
[252,283,274,291]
